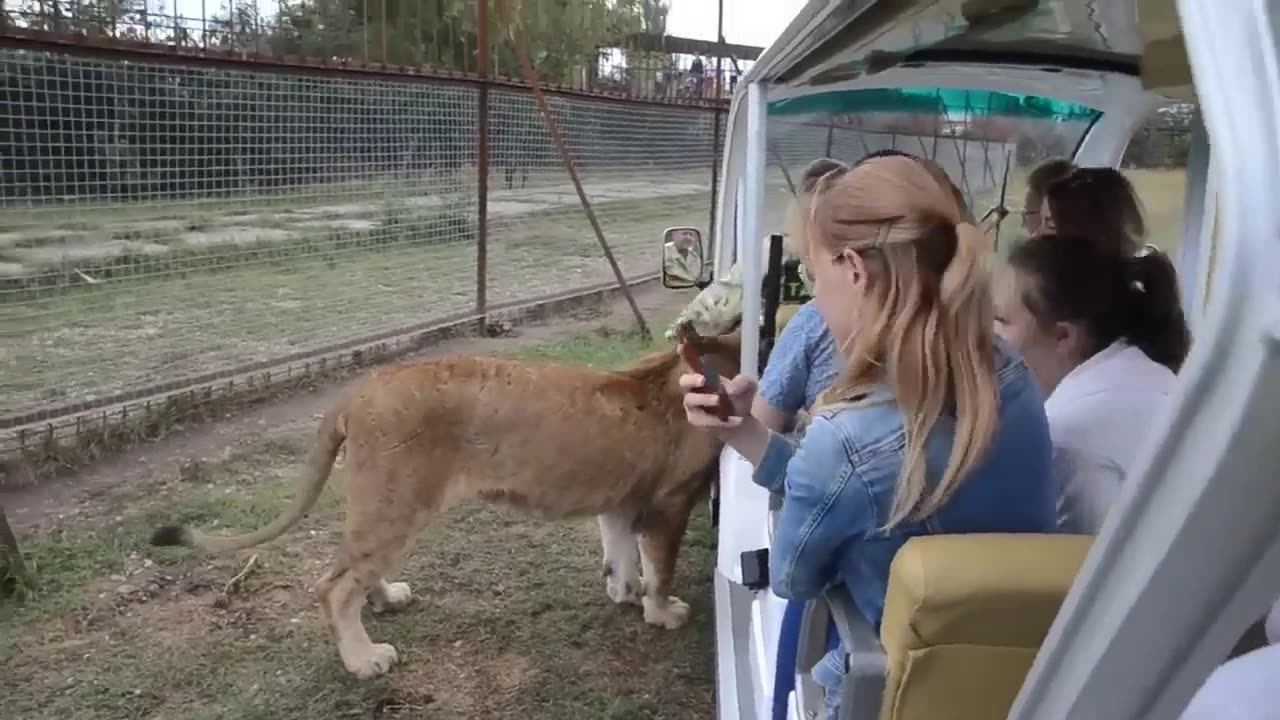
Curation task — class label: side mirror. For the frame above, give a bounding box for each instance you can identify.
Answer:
[660,226,711,290]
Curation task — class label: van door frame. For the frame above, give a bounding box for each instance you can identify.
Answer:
[1007,0,1280,716]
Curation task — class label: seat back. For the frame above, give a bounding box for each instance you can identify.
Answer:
[878,533,1094,720]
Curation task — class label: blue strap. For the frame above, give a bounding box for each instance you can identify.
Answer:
[772,599,808,720]
[772,599,847,720]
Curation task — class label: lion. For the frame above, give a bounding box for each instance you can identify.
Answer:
[150,327,741,679]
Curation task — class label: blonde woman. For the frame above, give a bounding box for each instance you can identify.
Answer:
[681,156,1057,718]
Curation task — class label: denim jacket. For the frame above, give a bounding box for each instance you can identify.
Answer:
[752,340,1057,691]
[757,301,839,414]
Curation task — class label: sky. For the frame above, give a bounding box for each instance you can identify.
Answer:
[667,0,809,48]
[157,0,808,50]
[152,0,808,57]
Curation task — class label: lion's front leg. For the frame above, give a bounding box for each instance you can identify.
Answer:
[597,513,643,606]
[638,508,692,630]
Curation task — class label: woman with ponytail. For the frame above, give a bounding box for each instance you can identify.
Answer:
[995,234,1191,534]
[681,156,1058,719]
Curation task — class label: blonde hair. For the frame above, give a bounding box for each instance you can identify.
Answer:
[912,156,976,223]
[807,156,998,529]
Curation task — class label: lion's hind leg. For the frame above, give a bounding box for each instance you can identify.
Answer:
[316,462,431,679]
[315,564,400,679]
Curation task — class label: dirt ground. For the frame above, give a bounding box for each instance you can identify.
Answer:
[1,283,715,720]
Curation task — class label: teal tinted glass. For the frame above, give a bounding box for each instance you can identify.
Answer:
[767,87,1099,122]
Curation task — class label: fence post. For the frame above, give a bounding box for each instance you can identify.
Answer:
[709,14,726,254]
[475,0,491,325]
[709,106,723,253]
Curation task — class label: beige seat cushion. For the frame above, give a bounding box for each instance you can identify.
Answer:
[879,534,1094,720]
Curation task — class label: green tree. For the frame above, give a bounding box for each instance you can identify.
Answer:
[264,0,665,83]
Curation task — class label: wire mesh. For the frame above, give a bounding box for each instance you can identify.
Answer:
[485,88,715,305]
[0,48,721,443]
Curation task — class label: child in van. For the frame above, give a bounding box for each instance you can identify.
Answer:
[681,156,1058,718]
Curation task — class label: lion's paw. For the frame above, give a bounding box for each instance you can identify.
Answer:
[643,595,690,630]
[371,582,413,613]
[344,642,399,679]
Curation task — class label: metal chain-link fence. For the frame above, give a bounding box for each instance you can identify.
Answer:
[0,44,724,473]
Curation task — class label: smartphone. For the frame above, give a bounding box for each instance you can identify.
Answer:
[675,323,734,422]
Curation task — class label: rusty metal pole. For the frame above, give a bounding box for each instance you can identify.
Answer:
[708,0,726,253]
[475,0,490,325]
[716,0,725,99]
[497,0,650,339]
[709,108,723,253]
[381,0,389,62]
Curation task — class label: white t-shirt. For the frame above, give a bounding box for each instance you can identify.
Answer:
[1179,643,1280,719]
[1044,341,1177,534]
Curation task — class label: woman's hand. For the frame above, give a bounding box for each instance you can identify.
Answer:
[680,373,758,428]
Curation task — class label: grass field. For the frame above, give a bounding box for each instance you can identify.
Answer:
[0,325,717,720]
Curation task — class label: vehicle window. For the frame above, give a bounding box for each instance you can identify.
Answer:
[762,87,1102,251]
[1121,101,1197,254]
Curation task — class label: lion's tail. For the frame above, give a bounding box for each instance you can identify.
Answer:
[150,406,346,553]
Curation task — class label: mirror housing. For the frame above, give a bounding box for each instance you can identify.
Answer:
[660,226,712,289]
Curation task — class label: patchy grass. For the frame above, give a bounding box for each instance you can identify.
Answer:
[510,325,669,368]
[0,327,715,720]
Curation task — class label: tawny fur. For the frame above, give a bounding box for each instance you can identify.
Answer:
[151,330,740,679]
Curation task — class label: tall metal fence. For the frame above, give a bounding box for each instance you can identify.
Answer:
[0,1,750,478]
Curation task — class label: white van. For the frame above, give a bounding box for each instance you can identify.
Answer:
[659,1,1280,719]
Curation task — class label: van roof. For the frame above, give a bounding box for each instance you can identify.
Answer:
[745,0,1193,103]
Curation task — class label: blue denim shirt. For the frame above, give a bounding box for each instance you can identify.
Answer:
[753,339,1057,628]
[758,301,839,413]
